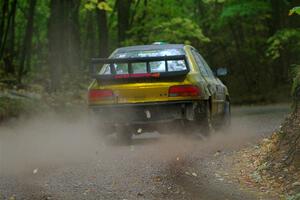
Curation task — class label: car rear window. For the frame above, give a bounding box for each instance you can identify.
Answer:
[101,48,187,74]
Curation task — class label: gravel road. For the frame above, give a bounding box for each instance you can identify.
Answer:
[0,104,290,200]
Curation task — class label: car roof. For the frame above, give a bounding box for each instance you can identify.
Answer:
[115,44,185,53]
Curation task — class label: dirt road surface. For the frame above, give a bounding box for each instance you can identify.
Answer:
[0,104,290,200]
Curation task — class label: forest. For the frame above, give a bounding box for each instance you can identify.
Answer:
[2,1,300,199]
[0,0,300,104]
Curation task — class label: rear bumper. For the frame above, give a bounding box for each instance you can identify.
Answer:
[89,101,203,125]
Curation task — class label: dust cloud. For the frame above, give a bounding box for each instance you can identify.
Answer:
[0,105,287,176]
[0,111,104,175]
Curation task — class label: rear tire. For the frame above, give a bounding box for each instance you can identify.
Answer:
[214,100,231,133]
[186,101,212,138]
[222,100,231,133]
[200,101,213,136]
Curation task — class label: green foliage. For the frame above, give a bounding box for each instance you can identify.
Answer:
[286,7,300,100]
[287,192,300,200]
[0,0,299,104]
[203,0,225,3]
[219,0,271,25]
[124,17,210,46]
[0,97,22,119]
[289,7,300,16]
[84,0,112,11]
[266,29,300,60]
[149,18,210,45]
[291,65,300,97]
[0,95,42,120]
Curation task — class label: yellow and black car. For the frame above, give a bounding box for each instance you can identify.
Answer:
[88,44,230,141]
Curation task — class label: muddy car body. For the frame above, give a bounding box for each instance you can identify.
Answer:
[88,44,230,140]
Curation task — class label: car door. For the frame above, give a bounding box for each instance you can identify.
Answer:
[190,48,225,115]
[198,54,227,114]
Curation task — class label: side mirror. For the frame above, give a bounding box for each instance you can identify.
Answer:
[216,67,228,76]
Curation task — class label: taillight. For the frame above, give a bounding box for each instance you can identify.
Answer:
[169,85,200,97]
[88,89,114,102]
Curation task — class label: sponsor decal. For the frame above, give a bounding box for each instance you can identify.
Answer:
[114,73,160,79]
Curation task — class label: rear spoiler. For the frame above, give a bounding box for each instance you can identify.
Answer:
[90,55,190,80]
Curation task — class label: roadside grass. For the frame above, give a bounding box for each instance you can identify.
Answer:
[0,94,47,122]
[0,85,87,123]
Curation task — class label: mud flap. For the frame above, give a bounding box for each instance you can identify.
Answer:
[185,103,197,121]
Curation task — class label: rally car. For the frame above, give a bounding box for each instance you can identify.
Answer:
[88,44,230,141]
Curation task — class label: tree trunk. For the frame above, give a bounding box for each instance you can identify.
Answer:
[7,0,16,60]
[0,0,9,59]
[0,0,17,75]
[117,0,131,45]
[97,0,109,57]
[228,22,252,92]
[18,0,37,83]
[48,0,64,91]
[64,0,81,73]
[134,0,147,42]
[48,0,81,91]
[269,0,289,36]
[83,12,97,63]
[129,0,141,26]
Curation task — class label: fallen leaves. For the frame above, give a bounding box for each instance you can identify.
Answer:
[229,110,300,198]
[33,168,38,174]
[152,176,162,183]
[137,128,142,134]
[137,192,144,197]
[8,195,16,200]
[214,150,221,157]
[292,182,300,187]
[130,145,135,152]
[83,189,90,196]
[184,171,198,178]
[184,171,190,176]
